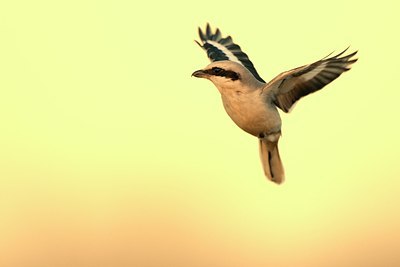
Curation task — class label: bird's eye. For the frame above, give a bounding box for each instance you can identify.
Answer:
[211,67,223,74]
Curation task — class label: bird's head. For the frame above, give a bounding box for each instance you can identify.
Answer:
[192,61,262,93]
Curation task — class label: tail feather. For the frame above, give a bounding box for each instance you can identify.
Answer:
[259,139,285,184]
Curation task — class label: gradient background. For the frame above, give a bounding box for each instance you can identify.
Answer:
[0,1,399,266]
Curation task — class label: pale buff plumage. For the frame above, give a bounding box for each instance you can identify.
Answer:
[192,24,357,184]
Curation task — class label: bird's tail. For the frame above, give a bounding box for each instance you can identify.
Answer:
[259,139,285,184]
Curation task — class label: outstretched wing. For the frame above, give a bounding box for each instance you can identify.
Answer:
[195,23,265,83]
[269,48,358,112]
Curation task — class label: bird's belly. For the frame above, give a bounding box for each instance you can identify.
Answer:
[221,94,281,136]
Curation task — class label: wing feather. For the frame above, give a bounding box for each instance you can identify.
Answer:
[196,23,265,83]
[270,49,358,112]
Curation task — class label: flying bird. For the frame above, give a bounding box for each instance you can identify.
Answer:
[192,24,357,184]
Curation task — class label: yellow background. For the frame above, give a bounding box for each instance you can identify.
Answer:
[0,0,399,266]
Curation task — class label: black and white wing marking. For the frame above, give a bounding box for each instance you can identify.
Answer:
[195,23,266,83]
[269,48,358,112]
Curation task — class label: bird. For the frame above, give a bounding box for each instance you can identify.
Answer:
[192,23,357,184]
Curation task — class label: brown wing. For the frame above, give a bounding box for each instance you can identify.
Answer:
[269,48,358,113]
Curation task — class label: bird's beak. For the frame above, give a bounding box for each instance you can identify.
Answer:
[191,69,208,78]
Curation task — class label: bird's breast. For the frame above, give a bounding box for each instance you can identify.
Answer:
[221,91,281,136]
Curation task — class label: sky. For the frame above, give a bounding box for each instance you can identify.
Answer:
[0,0,399,267]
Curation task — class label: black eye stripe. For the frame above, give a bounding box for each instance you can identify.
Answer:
[212,67,223,74]
[205,68,240,81]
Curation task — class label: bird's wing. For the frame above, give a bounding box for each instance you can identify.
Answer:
[196,23,265,83]
[268,48,357,113]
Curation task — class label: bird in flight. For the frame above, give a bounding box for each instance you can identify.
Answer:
[192,23,357,184]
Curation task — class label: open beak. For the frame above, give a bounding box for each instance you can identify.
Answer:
[191,69,208,78]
